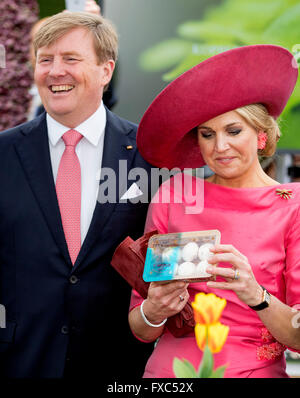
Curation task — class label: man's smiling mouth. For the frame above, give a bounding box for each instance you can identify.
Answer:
[50,85,75,93]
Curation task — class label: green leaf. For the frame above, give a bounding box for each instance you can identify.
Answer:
[173,358,198,378]
[280,83,300,115]
[204,0,290,32]
[139,39,193,72]
[277,109,300,150]
[162,53,206,82]
[197,345,214,378]
[262,3,300,47]
[177,21,258,45]
[162,44,236,81]
[138,0,300,88]
[209,365,227,378]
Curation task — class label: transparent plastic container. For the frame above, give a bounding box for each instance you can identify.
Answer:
[143,230,221,282]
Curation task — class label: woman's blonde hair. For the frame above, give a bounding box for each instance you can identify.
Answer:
[33,11,118,64]
[235,103,280,157]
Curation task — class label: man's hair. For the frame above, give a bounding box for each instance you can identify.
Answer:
[33,11,118,64]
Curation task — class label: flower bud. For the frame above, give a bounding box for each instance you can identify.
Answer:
[195,322,229,354]
[192,292,226,324]
[207,322,229,353]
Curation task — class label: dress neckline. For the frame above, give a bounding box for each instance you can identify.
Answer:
[204,179,284,192]
[200,179,299,210]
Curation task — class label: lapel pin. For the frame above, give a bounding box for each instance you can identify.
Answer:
[126,145,133,150]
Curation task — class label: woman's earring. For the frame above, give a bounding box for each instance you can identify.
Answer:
[257,132,267,150]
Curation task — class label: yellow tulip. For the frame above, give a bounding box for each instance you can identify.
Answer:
[195,322,229,353]
[207,322,229,353]
[192,292,226,324]
[194,323,207,352]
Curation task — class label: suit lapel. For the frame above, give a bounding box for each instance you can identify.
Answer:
[14,114,72,266]
[14,110,138,270]
[73,109,137,270]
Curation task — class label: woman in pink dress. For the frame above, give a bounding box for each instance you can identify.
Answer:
[129,45,300,377]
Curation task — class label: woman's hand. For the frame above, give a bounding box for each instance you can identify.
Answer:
[206,244,263,307]
[143,280,190,325]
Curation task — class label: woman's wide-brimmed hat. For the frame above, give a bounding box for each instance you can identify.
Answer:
[137,45,298,169]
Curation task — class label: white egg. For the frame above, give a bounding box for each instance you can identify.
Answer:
[195,260,212,277]
[177,262,196,276]
[173,263,179,275]
[162,247,181,263]
[198,243,214,261]
[181,242,199,262]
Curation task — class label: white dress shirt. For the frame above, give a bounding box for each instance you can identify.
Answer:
[47,102,106,244]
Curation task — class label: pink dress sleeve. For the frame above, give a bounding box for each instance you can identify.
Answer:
[284,204,300,353]
[285,204,300,308]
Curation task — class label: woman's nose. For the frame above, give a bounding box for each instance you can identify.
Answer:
[214,135,230,152]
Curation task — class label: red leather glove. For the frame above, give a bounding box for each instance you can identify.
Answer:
[111,231,195,337]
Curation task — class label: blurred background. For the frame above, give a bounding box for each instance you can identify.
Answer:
[0,0,300,376]
[0,0,299,182]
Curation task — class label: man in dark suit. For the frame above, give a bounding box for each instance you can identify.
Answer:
[0,11,153,379]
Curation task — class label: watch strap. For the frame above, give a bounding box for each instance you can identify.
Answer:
[248,286,270,311]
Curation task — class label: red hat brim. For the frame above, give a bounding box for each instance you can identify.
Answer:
[137,45,298,169]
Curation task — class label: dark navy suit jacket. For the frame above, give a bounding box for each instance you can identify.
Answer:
[0,109,153,379]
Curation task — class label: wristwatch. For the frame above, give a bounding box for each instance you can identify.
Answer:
[249,285,271,311]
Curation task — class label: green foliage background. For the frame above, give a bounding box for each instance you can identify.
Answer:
[37,0,65,17]
[139,0,300,151]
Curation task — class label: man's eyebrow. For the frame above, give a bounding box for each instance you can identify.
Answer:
[36,51,82,58]
[61,51,82,57]
[36,52,53,58]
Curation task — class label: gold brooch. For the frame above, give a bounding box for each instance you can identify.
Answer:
[276,188,293,200]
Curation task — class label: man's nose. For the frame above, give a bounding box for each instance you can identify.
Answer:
[48,59,66,77]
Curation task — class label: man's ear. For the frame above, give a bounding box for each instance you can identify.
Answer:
[101,59,115,87]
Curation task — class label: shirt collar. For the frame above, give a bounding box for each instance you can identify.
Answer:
[47,101,106,147]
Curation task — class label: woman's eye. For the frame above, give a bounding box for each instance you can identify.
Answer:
[199,131,213,138]
[228,129,241,135]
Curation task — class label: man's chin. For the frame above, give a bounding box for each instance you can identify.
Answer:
[44,108,76,125]
[44,106,74,118]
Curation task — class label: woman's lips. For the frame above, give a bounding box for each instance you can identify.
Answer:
[215,157,236,164]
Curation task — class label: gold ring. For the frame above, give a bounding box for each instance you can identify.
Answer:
[233,269,240,280]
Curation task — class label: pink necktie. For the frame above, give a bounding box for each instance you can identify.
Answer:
[56,129,83,265]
